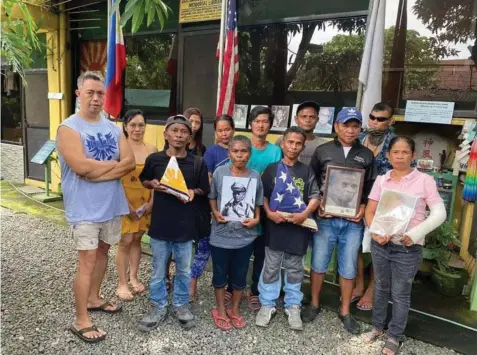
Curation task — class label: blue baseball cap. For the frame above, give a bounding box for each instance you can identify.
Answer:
[336,107,363,124]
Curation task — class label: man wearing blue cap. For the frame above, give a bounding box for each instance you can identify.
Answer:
[303,107,377,334]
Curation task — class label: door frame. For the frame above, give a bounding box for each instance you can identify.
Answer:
[177,27,220,117]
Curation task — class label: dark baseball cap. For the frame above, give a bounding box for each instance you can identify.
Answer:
[296,101,320,115]
[165,114,192,133]
[336,107,363,124]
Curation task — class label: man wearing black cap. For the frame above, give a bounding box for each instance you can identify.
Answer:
[276,101,327,165]
[138,115,209,331]
[303,107,377,335]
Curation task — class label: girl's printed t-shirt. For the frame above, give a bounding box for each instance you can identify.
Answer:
[368,169,443,245]
[204,144,230,173]
[209,165,264,249]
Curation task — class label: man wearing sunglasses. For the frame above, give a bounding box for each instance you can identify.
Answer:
[352,102,394,313]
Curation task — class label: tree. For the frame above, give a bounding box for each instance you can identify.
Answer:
[289,27,440,93]
[1,0,42,83]
[114,0,172,34]
[413,0,477,60]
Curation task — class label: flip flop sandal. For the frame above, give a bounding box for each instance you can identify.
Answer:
[88,301,123,314]
[382,338,403,355]
[70,325,106,343]
[362,329,384,344]
[357,302,373,311]
[340,296,361,303]
[116,289,134,302]
[248,295,261,311]
[224,291,233,308]
[226,309,246,329]
[212,308,232,330]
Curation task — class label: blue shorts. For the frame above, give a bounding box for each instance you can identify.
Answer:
[210,243,253,290]
[311,218,363,279]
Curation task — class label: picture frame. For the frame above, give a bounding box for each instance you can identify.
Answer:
[233,104,248,129]
[220,176,257,222]
[322,165,365,218]
[271,105,290,131]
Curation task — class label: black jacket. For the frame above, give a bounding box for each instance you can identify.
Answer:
[310,138,377,204]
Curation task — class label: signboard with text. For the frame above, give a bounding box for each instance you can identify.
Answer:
[404,100,455,125]
[179,0,222,23]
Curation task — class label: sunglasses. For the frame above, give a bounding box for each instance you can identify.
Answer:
[369,114,390,122]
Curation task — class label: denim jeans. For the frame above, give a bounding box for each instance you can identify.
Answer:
[190,237,211,279]
[149,239,193,309]
[258,247,304,308]
[371,240,422,341]
[312,218,363,279]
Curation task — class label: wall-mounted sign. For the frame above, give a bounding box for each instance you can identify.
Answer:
[179,0,222,23]
[404,100,454,125]
[48,92,64,100]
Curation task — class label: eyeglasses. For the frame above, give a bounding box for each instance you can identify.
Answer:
[369,114,390,122]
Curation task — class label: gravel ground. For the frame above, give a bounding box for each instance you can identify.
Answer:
[1,207,456,355]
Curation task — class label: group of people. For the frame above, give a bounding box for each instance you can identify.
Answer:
[56,72,447,355]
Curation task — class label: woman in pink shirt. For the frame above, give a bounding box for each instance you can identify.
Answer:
[363,136,446,355]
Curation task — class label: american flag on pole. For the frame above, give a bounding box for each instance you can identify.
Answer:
[216,0,239,117]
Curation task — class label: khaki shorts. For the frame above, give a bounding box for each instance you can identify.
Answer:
[71,217,121,250]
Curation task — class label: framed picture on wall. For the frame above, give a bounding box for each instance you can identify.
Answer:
[322,165,365,218]
[271,105,290,131]
[314,107,335,134]
[233,104,248,129]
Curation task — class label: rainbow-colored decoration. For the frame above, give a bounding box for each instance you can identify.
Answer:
[462,139,477,202]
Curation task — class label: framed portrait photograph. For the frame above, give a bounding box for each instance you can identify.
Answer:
[271,105,290,131]
[233,104,248,129]
[289,104,299,127]
[314,107,335,134]
[369,190,418,242]
[220,176,258,222]
[322,165,365,218]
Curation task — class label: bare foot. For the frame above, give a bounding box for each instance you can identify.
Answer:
[129,280,146,294]
[352,286,364,300]
[87,298,122,312]
[116,285,134,301]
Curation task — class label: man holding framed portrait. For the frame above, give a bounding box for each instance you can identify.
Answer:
[304,107,377,335]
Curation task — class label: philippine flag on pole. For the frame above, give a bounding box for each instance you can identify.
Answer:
[104,0,126,119]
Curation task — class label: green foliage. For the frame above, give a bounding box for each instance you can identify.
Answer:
[1,0,42,84]
[125,36,172,90]
[112,0,172,34]
[425,222,461,273]
[290,26,441,93]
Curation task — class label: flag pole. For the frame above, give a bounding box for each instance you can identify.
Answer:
[216,0,228,113]
[356,0,374,111]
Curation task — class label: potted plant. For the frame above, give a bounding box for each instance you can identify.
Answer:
[427,223,468,297]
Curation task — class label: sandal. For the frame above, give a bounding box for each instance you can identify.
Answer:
[224,291,232,308]
[226,309,246,329]
[362,328,384,344]
[382,338,403,355]
[357,299,373,311]
[248,295,261,311]
[87,301,122,314]
[69,325,106,343]
[212,308,232,330]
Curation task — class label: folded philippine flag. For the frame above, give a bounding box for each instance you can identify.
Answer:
[160,156,190,202]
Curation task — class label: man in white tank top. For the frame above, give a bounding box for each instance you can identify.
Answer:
[56,71,135,343]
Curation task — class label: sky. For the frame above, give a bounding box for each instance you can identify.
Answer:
[287,0,475,66]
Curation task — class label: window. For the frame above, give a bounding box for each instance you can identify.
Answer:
[383,0,477,114]
[236,17,367,112]
[124,33,177,120]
